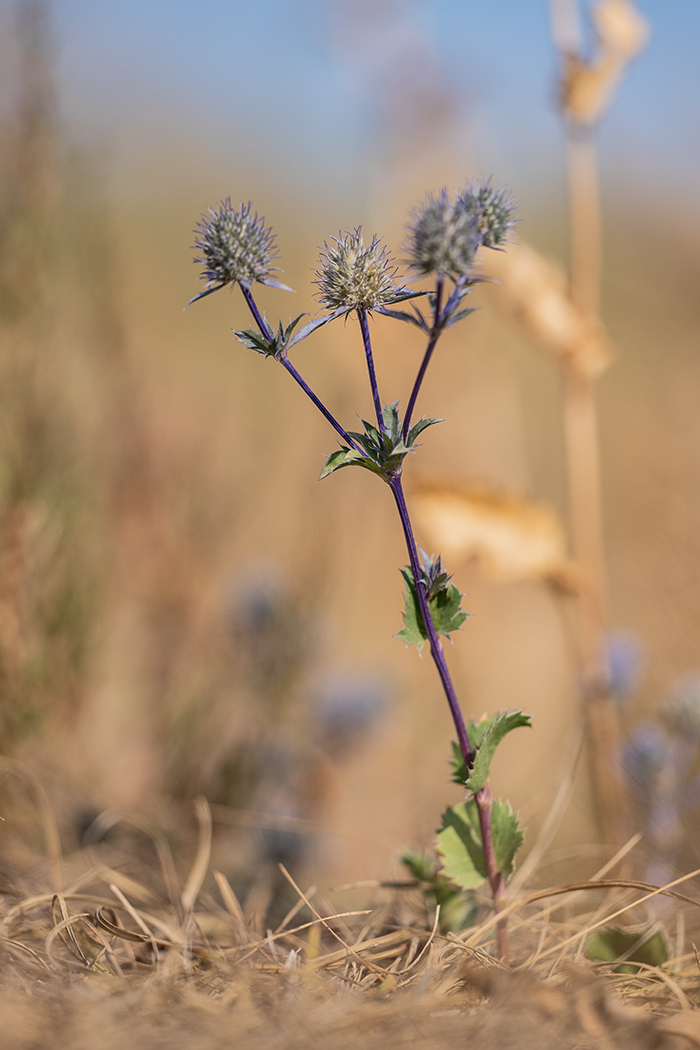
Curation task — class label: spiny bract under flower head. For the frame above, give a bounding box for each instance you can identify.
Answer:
[405,190,481,279]
[461,179,517,249]
[194,199,278,288]
[315,229,402,312]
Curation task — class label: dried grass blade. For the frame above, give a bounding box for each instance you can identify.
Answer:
[232,910,371,964]
[213,870,246,926]
[529,868,700,965]
[181,796,212,914]
[51,895,89,964]
[398,904,440,977]
[278,865,387,977]
[110,883,161,962]
[93,906,151,944]
[274,884,316,934]
[463,870,700,956]
[46,910,91,969]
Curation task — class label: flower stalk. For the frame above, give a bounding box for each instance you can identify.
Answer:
[358,309,385,434]
[191,180,520,961]
[402,274,443,439]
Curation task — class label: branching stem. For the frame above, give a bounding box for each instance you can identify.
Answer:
[240,283,364,455]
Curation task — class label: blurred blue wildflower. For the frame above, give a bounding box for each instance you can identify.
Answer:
[315,672,386,758]
[602,629,646,701]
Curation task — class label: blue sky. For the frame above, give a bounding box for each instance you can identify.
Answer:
[47,0,699,207]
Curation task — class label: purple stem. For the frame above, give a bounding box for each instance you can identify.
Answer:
[240,282,274,340]
[240,282,364,456]
[280,356,364,454]
[474,784,508,959]
[402,276,443,441]
[389,474,472,768]
[390,472,508,957]
[358,309,384,434]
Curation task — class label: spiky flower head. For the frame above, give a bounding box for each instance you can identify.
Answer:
[461,179,517,249]
[193,199,278,289]
[315,228,404,312]
[404,189,481,279]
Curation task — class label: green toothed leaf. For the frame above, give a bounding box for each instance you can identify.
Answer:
[437,798,524,891]
[232,327,276,357]
[437,801,486,889]
[320,402,442,483]
[450,711,532,789]
[396,564,469,652]
[319,445,388,480]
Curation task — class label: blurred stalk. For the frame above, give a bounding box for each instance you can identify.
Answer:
[549,0,627,847]
[0,0,59,747]
[0,0,58,323]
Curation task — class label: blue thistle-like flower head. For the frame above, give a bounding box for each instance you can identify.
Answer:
[314,228,404,312]
[193,199,279,290]
[461,179,518,249]
[404,189,481,279]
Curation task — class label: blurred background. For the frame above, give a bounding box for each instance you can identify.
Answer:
[0,0,699,901]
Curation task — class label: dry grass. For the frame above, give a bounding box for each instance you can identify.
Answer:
[3,782,700,1049]
[2,3,700,1045]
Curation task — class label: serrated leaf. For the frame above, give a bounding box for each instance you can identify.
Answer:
[406,416,442,445]
[450,712,532,787]
[490,798,524,878]
[396,567,469,652]
[232,327,276,356]
[432,582,469,637]
[437,799,524,891]
[322,402,438,484]
[395,568,425,649]
[466,711,533,793]
[585,926,668,974]
[437,801,487,889]
[319,446,376,479]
